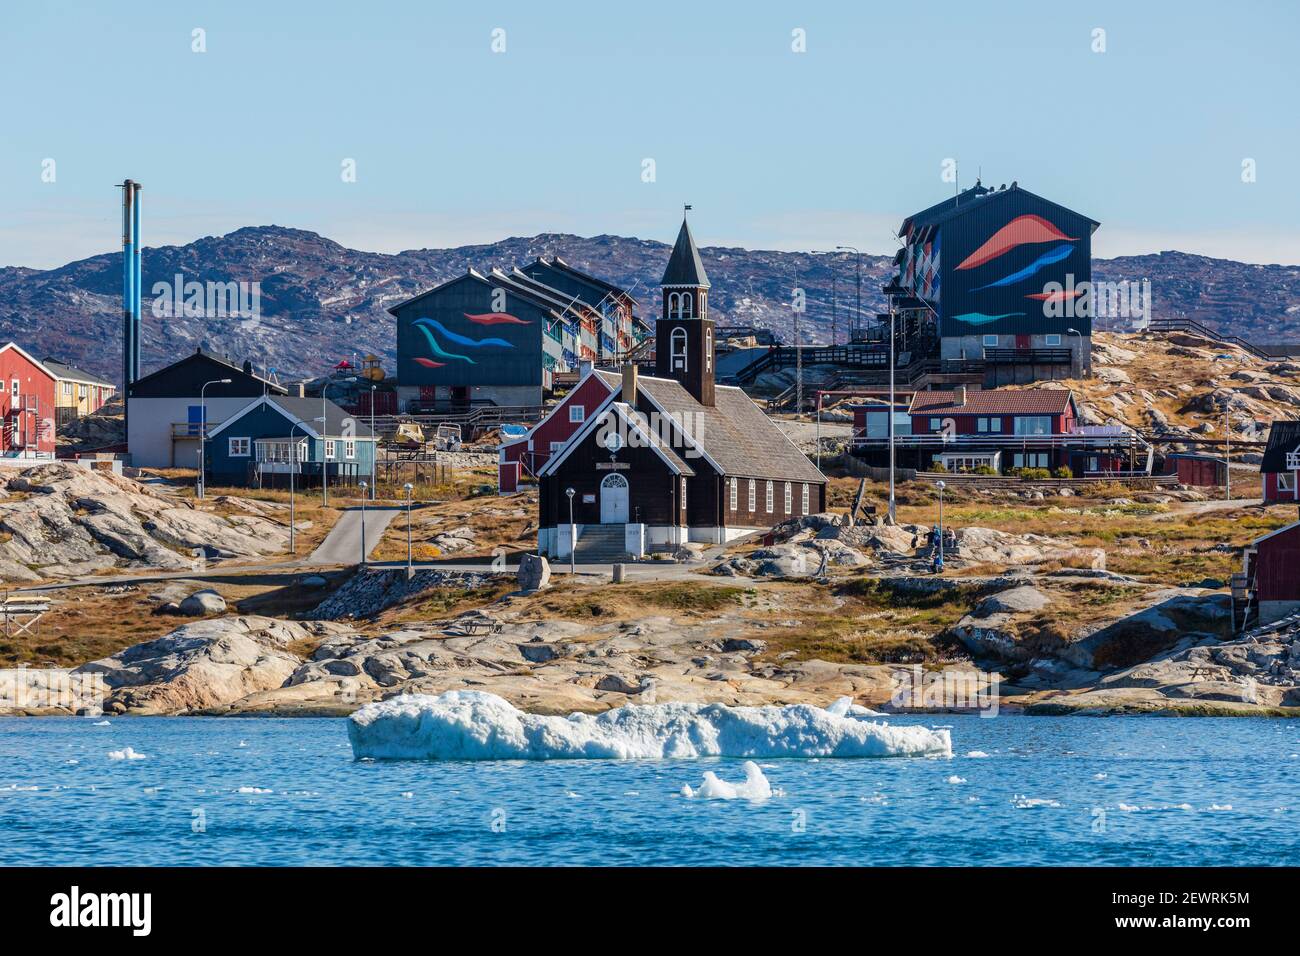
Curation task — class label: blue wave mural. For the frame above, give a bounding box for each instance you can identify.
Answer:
[950,312,1026,326]
[971,244,1075,291]
[415,317,515,349]
[413,322,475,364]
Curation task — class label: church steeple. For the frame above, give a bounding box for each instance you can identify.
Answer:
[656,208,715,406]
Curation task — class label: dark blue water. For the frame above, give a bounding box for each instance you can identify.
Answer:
[1,716,1296,865]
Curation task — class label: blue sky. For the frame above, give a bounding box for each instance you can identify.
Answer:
[3,0,1297,268]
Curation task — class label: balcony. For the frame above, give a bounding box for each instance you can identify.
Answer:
[983,348,1073,365]
[1287,450,1300,470]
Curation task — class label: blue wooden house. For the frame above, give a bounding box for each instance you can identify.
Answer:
[204,396,378,489]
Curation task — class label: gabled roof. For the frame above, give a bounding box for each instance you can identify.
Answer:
[537,399,696,477]
[501,368,620,450]
[1261,420,1300,473]
[207,395,376,441]
[0,342,57,379]
[534,256,636,304]
[128,347,287,397]
[634,376,826,484]
[899,182,1100,237]
[660,219,710,288]
[1252,519,1300,548]
[909,388,1075,417]
[42,358,114,387]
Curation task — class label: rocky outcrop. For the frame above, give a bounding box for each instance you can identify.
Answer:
[73,616,312,715]
[0,463,291,582]
[304,567,500,620]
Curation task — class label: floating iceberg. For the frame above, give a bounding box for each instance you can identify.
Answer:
[347,691,953,761]
[107,747,147,761]
[682,761,774,800]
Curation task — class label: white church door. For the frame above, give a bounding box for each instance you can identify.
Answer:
[600,472,629,524]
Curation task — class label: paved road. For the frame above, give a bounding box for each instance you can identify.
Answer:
[306,506,402,566]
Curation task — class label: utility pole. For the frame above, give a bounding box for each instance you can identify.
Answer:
[888,307,897,524]
[831,274,838,347]
[1225,405,1231,501]
[794,275,803,420]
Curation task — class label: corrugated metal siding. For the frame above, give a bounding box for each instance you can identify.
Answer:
[1257,525,1300,601]
[937,190,1094,340]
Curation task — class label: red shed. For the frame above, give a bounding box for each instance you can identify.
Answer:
[0,342,57,457]
[1245,521,1300,625]
[1166,453,1227,488]
[499,367,618,487]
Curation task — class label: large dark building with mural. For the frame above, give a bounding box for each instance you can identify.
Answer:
[389,263,640,412]
[888,181,1099,383]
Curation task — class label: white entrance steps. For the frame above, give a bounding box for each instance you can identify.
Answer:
[573,524,630,563]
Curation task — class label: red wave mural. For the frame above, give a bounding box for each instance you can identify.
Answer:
[412,358,447,368]
[956,215,1078,271]
[465,312,531,325]
[1025,290,1084,302]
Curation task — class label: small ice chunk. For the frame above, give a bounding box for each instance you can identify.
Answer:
[946,775,966,784]
[1011,794,1061,808]
[1208,804,1233,811]
[1094,772,1108,780]
[92,720,110,727]
[107,747,147,761]
[825,696,852,717]
[235,786,272,794]
[681,761,775,801]
[1118,803,1140,812]
[399,791,413,799]
[965,751,989,758]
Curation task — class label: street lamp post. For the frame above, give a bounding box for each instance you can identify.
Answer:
[936,479,947,572]
[369,384,377,501]
[565,487,576,576]
[836,246,861,342]
[197,378,232,500]
[358,481,368,565]
[404,482,414,578]
[1066,327,1082,378]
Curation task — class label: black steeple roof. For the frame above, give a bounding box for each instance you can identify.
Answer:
[660,217,710,289]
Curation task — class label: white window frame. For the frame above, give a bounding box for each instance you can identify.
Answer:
[1014,416,1052,436]
[801,483,810,515]
[324,439,337,460]
[670,327,688,371]
[569,404,585,423]
[1279,471,1296,492]
[783,481,792,513]
[748,479,756,511]
[344,440,356,459]
[228,437,250,457]
[765,480,774,513]
[1045,333,1061,346]
[680,476,687,513]
[78,383,88,399]
[10,379,17,396]
[62,381,72,397]
[729,477,737,511]
[982,334,999,348]
[550,441,563,453]
[930,417,943,432]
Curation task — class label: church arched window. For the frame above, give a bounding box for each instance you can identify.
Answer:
[667,292,679,317]
[671,327,688,371]
[681,292,693,318]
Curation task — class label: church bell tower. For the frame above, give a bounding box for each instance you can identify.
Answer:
[655,209,715,406]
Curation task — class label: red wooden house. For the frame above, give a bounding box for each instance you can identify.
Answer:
[1244,521,1300,625]
[498,367,619,492]
[0,342,57,457]
[1260,421,1300,504]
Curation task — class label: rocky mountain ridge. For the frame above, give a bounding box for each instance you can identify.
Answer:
[3,226,1297,385]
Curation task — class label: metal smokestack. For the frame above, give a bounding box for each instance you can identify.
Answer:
[120,179,142,388]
